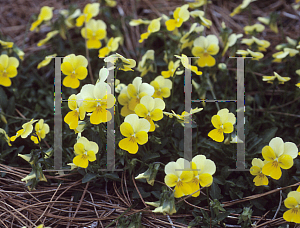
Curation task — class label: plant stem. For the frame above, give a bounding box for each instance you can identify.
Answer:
[205,70,220,110]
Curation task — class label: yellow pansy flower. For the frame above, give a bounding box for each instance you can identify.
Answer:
[37,54,57,69]
[37,30,59,47]
[192,35,219,67]
[262,137,298,180]
[105,0,117,7]
[251,37,270,52]
[119,114,150,154]
[163,108,203,127]
[134,95,165,132]
[127,77,155,111]
[283,190,300,223]
[98,37,121,57]
[230,0,255,17]
[161,60,181,78]
[61,54,88,89]
[189,0,208,9]
[208,108,236,142]
[175,54,202,75]
[272,48,299,62]
[165,4,189,31]
[236,49,264,60]
[190,10,212,28]
[0,54,19,87]
[64,94,86,129]
[244,24,265,34]
[81,19,107,49]
[189,155,216,197]
[10,119,38,142]
[129,19,151,26]
[164,158,194,198]
[150,76,172,99]
[137,50,155,77]
[250,158,268,186]
[262,72,291,84]
[60,9,81,29]
[222,33,243,56]
[139,18,161,43]
[30,6,53,31]
[81,82,115,125]
[76,3,100,27]
[180,23,204,50]
[73,137,98,168]
[0,40,14,48]
[30,119,50,144]
[258,16,278,33]
[104,53,136,71]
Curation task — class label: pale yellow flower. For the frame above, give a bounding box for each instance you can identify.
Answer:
[37,54,57,69]
[262,72,291,84]
[30,6,53,31]
[37,31,59,47]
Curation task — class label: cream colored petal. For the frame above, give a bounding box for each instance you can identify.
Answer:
[269,137,284,157]
[140,95,154,111]
[283,142,298,159]
[252,158,264,169]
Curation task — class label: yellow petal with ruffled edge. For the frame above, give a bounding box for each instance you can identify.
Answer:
[135,104,148,118]
[223,122,234,133]
[120,122,134,137]
[150,109,163,121]
[283,208,300,223]
[199,173,213,187]
[208,129,224,142]
[262,146,276,162]
[64,110,79,130]
[73,154,89,168]
[63,75,80,89]
[87,150,96,162]
[119,137,139,154]
[165,19,176,31]
[211,115,222,129]
[165,174,178,187]
[250,166,261,176]
[188,178,200,197]
[278,154,293,169]
[121,105,134,117]
[262,161,282,180]
[174,183,185,198]
[135,131,148,145]
[253,174,268,186]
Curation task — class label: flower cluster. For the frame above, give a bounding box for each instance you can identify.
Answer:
[250,137,298,186]
[164,155,216,198]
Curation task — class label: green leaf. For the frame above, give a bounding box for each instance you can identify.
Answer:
[103,173,120,181]
[260,127,278,144]
[216,211,231,222]
[82,173,98,183]
[132,187,151,199]
[0,87,8,108]
[210,182,222,200]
